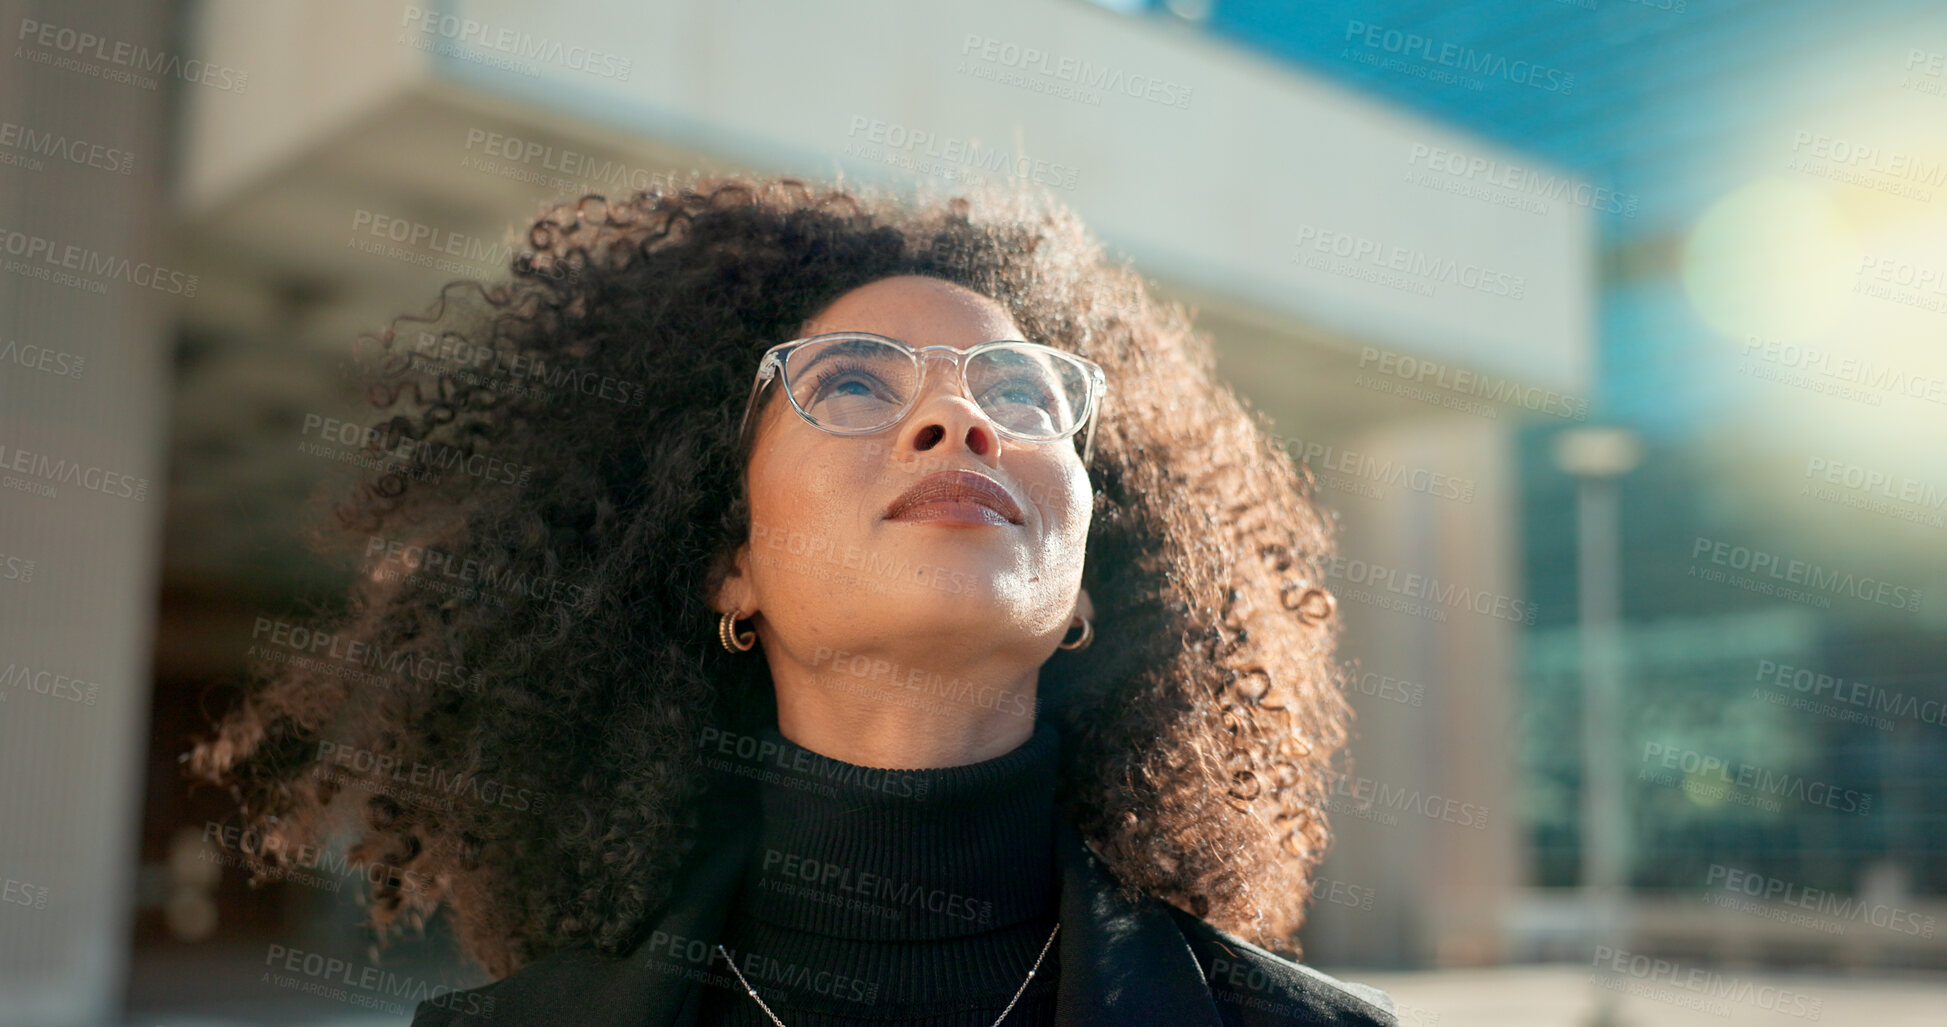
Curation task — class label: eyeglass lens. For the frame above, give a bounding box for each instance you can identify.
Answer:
[783,336,1088,437]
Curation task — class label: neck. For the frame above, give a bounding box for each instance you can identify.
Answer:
[739,717,1062,942]
[768,642,1042,768]
[698,719,1065,1020]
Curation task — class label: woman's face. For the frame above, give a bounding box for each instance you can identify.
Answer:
[718,275,1094,666]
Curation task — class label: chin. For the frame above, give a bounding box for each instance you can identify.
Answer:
[849,574,1031,626]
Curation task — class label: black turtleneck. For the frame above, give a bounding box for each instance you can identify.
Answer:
[694,718,1063,1026]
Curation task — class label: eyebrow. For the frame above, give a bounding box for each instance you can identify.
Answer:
[790,337,894,378]
[977,348,1039,369]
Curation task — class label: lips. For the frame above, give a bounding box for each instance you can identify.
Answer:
[883,469,1024,525]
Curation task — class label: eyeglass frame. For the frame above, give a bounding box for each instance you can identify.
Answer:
[735,331,1107,463]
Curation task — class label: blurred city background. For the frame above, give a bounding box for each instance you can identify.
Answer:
[2,0,1944,1023]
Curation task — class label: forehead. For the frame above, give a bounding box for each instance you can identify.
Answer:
[800,275,1020,348]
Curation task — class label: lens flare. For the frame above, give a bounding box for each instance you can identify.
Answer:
[1682,178,1858,342]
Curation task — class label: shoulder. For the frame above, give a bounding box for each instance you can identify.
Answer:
[1166,906,1399,1027]
[410,814,760,1026]
[405,947,615,1026]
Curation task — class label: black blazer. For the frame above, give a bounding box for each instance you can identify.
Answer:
[410,814,1398,1026]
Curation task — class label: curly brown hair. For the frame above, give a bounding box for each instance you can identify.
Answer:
[187,174,1352,979]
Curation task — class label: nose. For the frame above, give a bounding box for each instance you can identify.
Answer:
[891,351,1001,464]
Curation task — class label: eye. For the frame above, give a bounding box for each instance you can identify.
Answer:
[977,372,1059,421]
[800,360,908,427]
[809,363,893,402]
[984,376,1053,408]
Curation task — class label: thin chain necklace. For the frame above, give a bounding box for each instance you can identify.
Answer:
[715,921,1059,1027]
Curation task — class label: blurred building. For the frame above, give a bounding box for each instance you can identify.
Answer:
[146,0,1595,992]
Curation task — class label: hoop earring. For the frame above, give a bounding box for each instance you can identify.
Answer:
[718,610,756,653]
[1057,615,1093,651]
[1289,586,1336,626]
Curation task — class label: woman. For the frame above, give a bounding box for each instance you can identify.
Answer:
[189,176,1397,1025]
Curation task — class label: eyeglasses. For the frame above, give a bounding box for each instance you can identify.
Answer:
[737,332,1107,462]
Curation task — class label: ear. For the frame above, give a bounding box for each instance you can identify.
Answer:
[710,543,757,617]
[1072,587,1094,624]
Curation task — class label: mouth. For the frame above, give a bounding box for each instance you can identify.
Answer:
[883,469,1025,526]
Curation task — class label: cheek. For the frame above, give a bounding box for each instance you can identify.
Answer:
[745,439,869,549]
[750,426,840,506]
[1034,464,1093,542]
